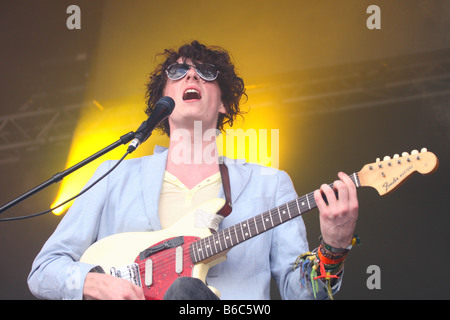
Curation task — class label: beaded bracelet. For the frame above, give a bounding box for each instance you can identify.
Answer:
[318,245,347,265]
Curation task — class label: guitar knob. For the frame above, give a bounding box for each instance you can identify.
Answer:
[421,147,427,153]
[411,149,419,155]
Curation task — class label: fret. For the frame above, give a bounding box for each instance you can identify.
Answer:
[286,203,292,219]
[191,242,198,263]
[246,220,252,238]
[259,215,265,232]
[261,213,269,230]
[280,206,286,222]
[202,238,209,260]
[204,238,210,257]
[306,193,311,209]
[199,239,205,261]
[234,225,240,244]
[217,232,223,252]
[221,229,228,249]
[278,207,288,221]
[261,213,267,231]
[207,236,213,256]
[295,198,301,216]
[227,228,234,247]
[266,210,276,228]
[240,222,249,238]
[202,237,208,257]
[239,223,246,242]
[239,222,245,241]
[277,207,284,223]
[252,217,257,234]
[269,208,274,227]
[269,208,276,225]
[212,233,218,254]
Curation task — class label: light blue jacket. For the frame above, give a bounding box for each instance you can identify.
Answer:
[28,146,335,300]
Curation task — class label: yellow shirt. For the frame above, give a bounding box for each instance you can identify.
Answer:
[158,170,222,228]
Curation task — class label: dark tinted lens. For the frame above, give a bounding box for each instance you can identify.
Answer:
[196,64,218,80]
[166,63,189,80]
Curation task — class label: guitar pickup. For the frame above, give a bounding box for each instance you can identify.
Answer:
[144,259,153,287]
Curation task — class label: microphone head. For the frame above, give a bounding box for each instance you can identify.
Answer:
[155,96,175,114]
[138,96,175,139]
[128,96,176,153]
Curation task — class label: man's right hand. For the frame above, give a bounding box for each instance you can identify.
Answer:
[83,272,145,300]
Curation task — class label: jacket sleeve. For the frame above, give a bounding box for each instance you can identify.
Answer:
[269,170,342,300]
[27,161,112,300]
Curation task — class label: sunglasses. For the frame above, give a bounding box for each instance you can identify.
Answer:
[166,62,219,81]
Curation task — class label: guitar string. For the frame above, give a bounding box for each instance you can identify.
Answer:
[111,175,360,278]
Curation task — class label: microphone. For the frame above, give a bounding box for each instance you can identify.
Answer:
[127,96,175,153]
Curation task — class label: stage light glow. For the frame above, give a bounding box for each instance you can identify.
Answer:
[51,101,169,215]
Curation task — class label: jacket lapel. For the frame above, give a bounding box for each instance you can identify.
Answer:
[141,146,168,231]
[220,157,252,206]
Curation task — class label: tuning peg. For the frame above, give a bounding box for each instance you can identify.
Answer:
[376,158,381,162]
[383,156,391,161]
[411,149,419,155]
[402,152,409,157]
[393,154,400,158]
[421,147,427,153]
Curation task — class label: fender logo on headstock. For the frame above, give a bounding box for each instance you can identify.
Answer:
[383,176,399,193]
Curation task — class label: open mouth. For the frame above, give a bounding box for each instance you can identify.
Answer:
[183,88,201,101]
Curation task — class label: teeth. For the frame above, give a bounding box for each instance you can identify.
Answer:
[183,88,201,100]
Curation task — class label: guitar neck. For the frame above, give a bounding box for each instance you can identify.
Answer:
[189,172,361,264]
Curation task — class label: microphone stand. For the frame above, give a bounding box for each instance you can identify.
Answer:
[0,131,135,215]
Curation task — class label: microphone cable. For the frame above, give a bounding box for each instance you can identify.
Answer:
[0,150,130,222]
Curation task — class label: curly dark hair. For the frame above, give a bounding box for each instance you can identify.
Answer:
[144,41,247,136]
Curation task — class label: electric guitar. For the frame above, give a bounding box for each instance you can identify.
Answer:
[80,148,439,299]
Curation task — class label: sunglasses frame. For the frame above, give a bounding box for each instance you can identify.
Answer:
[166,62,219,82]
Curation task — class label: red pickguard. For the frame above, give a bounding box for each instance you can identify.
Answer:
[134,236,200,300]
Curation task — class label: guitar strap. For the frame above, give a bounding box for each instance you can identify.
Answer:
[218,163,232,218]
[193,163,232,233]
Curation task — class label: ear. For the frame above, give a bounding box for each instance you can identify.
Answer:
[218,102,226,114]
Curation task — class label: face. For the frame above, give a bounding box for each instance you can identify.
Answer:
[163,58,226,134]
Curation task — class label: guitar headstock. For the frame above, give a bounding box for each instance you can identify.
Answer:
[357,148,439,196]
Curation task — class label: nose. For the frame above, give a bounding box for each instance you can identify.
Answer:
[185,65,199,81]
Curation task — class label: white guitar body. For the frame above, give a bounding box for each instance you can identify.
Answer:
[80,198,227,299]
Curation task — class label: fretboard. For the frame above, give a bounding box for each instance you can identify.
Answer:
[189,172,361,264]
